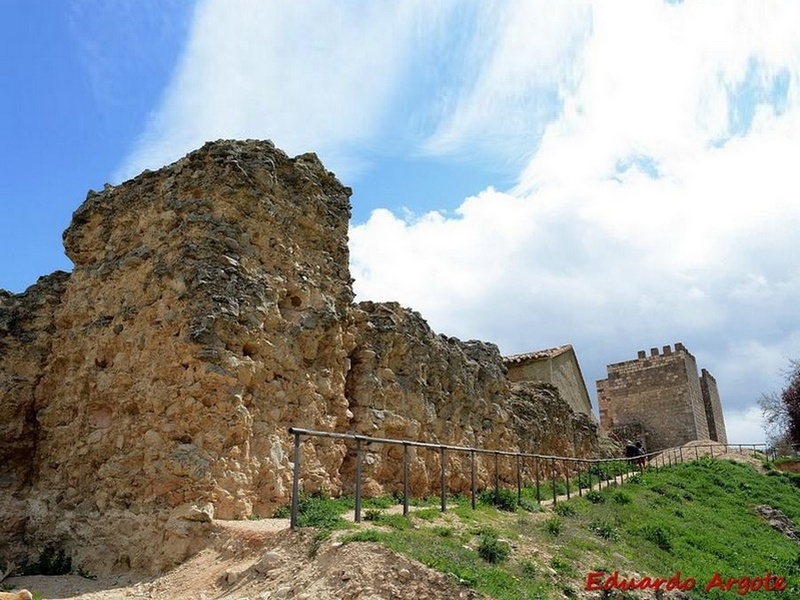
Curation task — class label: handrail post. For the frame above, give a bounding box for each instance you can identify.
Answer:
[516,454,522,505]
[440,447,447,513]
[564,460,571,500]
[355,438,363,523]
[695,446,699,461]
[494,452,500,505]
[470,450,477,510]
[679,447,684,464]
[403,443,410,516]
[551,457,557,504]
[577,461,583,497]
[534,456,541,504]
[290,431,301,529]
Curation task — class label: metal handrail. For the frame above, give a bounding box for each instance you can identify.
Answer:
[286,426,770,528]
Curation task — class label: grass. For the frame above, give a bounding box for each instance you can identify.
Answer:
[287,457,800,598]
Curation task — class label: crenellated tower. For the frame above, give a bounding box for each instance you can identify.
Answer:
[597,342,727,451]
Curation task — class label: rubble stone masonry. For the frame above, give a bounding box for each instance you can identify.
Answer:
[0,140,601,574]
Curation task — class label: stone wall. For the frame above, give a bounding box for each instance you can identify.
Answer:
[0,140,602,575]
[504,345,596,422]
[0,272,69,545]
[700,368,727,444]
[345,302,599,495]
[597,343,726,451]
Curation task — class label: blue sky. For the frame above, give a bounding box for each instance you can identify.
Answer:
[3,0,800,445]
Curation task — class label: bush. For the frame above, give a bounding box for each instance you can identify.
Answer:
[585,490,605,504]
[477,532,510,563]
[589,521,619,541]
[641,525,672,552]
[23,545,72,576]
[478,488,518,512]
[283,492,350,529]
[545,516,563,536]
[554,502,577,517]
[363,508,382,521]
[612,490,632,505]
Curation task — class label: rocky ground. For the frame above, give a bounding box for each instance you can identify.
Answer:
[5,517,481,600]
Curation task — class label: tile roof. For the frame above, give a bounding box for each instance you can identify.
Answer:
[503,344,573,364]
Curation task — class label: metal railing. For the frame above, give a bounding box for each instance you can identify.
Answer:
[287,427,770,529]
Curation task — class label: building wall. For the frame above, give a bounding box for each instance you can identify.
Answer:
[700,368,728,444]
[596,343,720,451]
[505,348,595,421]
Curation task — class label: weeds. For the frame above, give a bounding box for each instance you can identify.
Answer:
[545,516,563,536]
[588,520,619,541]
[22,545,72,576]
[478,488,518,512]
[585,490,605,504]
[477,531,510,563]
[554,502,577,517]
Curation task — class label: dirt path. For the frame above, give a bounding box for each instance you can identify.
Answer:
[5,519,479,600]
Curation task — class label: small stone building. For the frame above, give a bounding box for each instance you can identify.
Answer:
[504,344,597,423]
[596,342,728,451]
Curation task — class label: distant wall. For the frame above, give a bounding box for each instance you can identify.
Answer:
[701,368,727,444]
[505,346,595,422]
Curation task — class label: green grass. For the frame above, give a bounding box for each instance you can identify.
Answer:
[289,458,800,598]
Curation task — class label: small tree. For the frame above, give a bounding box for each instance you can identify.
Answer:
[782,359,800,449]
[760,359,800,455]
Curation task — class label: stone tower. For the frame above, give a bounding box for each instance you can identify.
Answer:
[597,342,728,451]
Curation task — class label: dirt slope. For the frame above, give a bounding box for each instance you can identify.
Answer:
[6,519,481,600]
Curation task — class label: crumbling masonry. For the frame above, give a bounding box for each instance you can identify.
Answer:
[596,342,727,451]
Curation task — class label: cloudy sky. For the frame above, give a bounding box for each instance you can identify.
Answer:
[3,0,799,445]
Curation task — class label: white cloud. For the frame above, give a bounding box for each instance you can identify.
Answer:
[724,406,768,445]
[117,0,451,181]
[351,0,800,421]
[421,0,591,164]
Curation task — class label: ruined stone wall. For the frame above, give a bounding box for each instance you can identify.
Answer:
[0,272,69,544]
[596,343,711,451]
[0,140,602,575]
[2,141,357,573]
[345,302,599,496]
[700,368,727,444]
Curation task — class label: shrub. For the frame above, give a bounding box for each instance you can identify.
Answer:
[477,532,510,563]
[589,520,619,541]
[612,490,632,505]
[585,490,605,504]
[478,488,518,512]
[545,516,563,536]
[23,545,72,576]
[554,502,577,517]
[278,492,350,529]
[363,508,382,521]
[432,526,454,537]
[641,525,672,552]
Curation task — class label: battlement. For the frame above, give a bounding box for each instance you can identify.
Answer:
[635,342,686,360]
